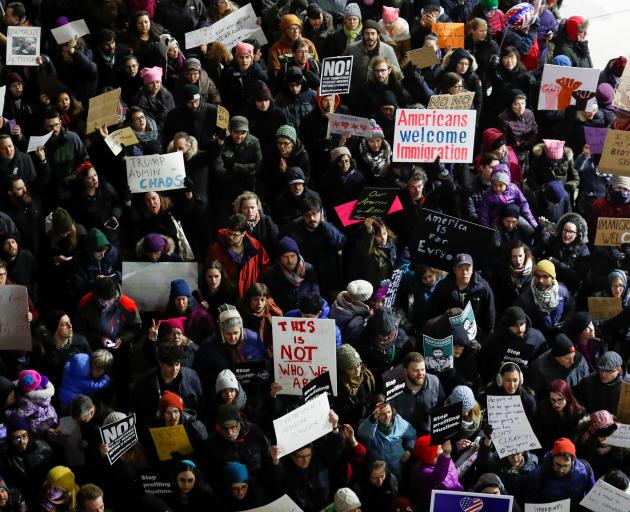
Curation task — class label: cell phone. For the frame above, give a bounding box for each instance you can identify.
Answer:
[105,340,116,348]
[8,119,16,131]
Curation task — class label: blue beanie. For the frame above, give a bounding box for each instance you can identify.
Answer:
[170,279,192,300]
[224,461,248,484]
[553,55,572,67]
[6,414,30,434]
[446,385,475,413]
[277,236,300,256]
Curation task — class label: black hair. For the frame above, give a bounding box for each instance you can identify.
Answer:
[158,343,182,364]
[602,469,630,491]
[298,293,322,315]
[226,214,248,233]
[300,196,322,214]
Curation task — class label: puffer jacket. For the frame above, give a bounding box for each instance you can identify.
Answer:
[480,180,537,229]
[58,352,111,406]
[498,108,538,152]
[7,381,58,435]
[409,453,463,507]
[528,143,580,193]
[274,85,317,130]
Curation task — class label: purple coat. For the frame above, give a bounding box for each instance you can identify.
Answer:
[7,382,58,435]
[410,454,463,505]
[480,183,538,229]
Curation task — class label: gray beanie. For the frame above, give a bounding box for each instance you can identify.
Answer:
[344,3,362,20]
[337,344,362,372]
[446,385,475,413]
[473,473,506,494]
[346,280,373,302]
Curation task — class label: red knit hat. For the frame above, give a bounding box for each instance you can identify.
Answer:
[413,435,439,464]
[552,437,576,458]
[612,56,628,77]
[565,16,587,42]
[160,390,184,412]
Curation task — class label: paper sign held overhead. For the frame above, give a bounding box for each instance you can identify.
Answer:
[431,23,465,48]
[0,285,32,351]
[384,266,405,309]
[6,26,41,66]
[26,130,53,153]
[382,365,405,402]
[234,360,269,386]
[606,423,630,448]
[99,413,138,465]
[51,19,90,44]
[613,63,630,112]
[320,56,353,95]
[487,394,540,458]
[126,152,186,193]
[329,113,372,138]
[350,188,400,221]
[406,47,440,69]
[423,335,453,373]
[584,127,608,155]
[104,127,139,156]
[86,88,121,134]
[149,424,193,461]
[334,195,403,227]
[580,479,630,512]
[448,301,477,340]
[594,217,630,246]
[430,401,462,446]
[537,64,600,111]
[302,371,333,403]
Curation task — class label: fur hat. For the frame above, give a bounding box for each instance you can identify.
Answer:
[413,436,439,464]
[216,369,239,394]
[552,437,576,458]
[334,488,362,512]
[534,259,556,279]
[347,280,373,302]
[140,66,163,84]
[160,390,184,412]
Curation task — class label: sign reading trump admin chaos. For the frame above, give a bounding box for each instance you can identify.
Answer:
[126,152,186,193]
[393,109,476,163]
[272,317,337,396]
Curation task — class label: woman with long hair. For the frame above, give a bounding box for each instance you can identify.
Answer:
[195,261,238,323]
[123,10,162,68]
[239,283,283,354]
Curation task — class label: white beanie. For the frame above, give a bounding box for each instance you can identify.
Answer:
[103,411,127,426]
[334,488,361,512]
[158,33,179,59]
[216,369,239,394]
[346,280,374,302]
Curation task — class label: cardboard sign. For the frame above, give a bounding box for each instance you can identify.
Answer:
[140,468,173,496]
[393,109,476,163]
[524,499,570,512]
[430,401,462,446]
[272,317,337,396]
[126,152,186,193]
[537,64,600,111]
[406,47,440,69]
[50,19,90,44]
[594,217,630,246]
[415,209,495,272]
[242,495,304,512]
[613,63,630,112]
[149,424,193,461]
[334,196,403,227]
[430,490,513,512]
[6,26,40,66]
[580,479,630,512]
[618,381,630,423]
[99,413,138,465]
[273,392,332,457]
[217,105,229,130]
[584,127,608,155]
[599,129,630,176]
[606,423,630,448]
[500,341,534,370]
[382,365,406,402]
[487,395,541,458]
[423,335,453,373]
[0,285,31,351]
[234,360,270,386]
[431,23,465,48]
[320,56,353,95]
[302,371,333,402]
[104,127,139,156]
[448,301,477,340]
[588,296,623,320]
[122,262,198,312]
[86,88,121,134]
[384,266,405,309]
[427,92,475,110]
[329,113,372,138]
[350,188,400,220]
[26,130,53,153]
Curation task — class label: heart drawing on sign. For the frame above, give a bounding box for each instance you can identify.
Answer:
[459,497,483,512]
[341,121,350,129]
[359,124,367,131]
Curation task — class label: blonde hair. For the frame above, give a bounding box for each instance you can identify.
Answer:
[467,17,488,35]
[233,191,263,214]
[91,349,114,370]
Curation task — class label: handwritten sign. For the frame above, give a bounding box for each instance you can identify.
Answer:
[431,23,465,48]
[382,365,405,402]
[126,152,186,193]
[584,127,608,155]
[86,88,121,134]
[217,105,229,130]
[427,92,475,110]
[149,424,193,461]
[525,499,570,512]
[99,413,138,465]
[393,109,476,163]
[0,285,31,351]
[273,392,332,457]
[334,195,403,227]
[302,371,332,403]
[350,188,400,220]
[448,301,477,340]
[599,129,630,176]
[6,26,40,66]
[580,479,630,512]
[104,127,139,156]
[594,217,630,246]
[320,56,353,95]
[329,113,372,138]
[587,296,622,320]
[384,266,405,309]
[431,490,513,512]
[430,402,462,446]
[272,317,337,396]
[618,381,630,423]
[613,63,630,112]
[537,64,600,111]
[487,394,540,458]
[407,47,440,69]
[26,130,53,153]
[606,423,630,448]
[242,495,303,512]
[423,335,453,373]
[50,19,90,44]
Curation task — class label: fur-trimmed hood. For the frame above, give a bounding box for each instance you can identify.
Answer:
[555,212,589,244]
[16,380,55,403]
[532,142,574,161]
[441,48,478,74]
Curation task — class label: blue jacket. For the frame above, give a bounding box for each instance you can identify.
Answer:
[285,299,342,348]
[59,353,111,406]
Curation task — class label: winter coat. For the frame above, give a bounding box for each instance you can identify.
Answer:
[220,61,270,114]
[441,0,476,22]
[391,374,445,435]
[272,188,321,228]
[354,228,397,288]
[0,150,37,190]
[238,102,288,158]
[410,453,463,507]
[7,381,58,435]
[59,352,111,405]
[268,35,319,75]
[515,283,574,337]
[439,48,483,112]
[465,35,499,84]
[528,143,580,193]
[481,382,537,422]
[156,0,206,44]
[66,180,122,232]
[261,261,320,312]
[285,298,342,347]
[132,87,176,132]
[534,403,586,453]
[474,128,523,186]
[498,108,538,152]
[487,64,536,120]
[263,139,311,194]
[163,102,218,151]
[275,86,317,131]
[527,349,591,397]
[553,23,593,69]
[574,368,629,414]
[480,183,537,229]
[476,447,538,502]
[329,293,371,346]
[344,40,400,95]
[599,58,624,89]
[248,215,279,257]
[215,133,263,202]
[29,332,92,390]
[0,437,55,499]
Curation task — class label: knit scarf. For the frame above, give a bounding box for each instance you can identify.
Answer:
[359,138,391,178]
[531,278,560,313]
[510,257,533,286]
[134,115,159,144]
[377,420,394,435]
[344,22,362,46]
[281,255,306,287]
[247,210,261,231]
[344,367,375,397]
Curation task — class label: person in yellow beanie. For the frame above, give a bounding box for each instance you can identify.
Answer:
[268,14,319,75]
[41,466,79,511]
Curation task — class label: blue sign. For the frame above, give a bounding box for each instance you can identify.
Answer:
[431,491,513,512]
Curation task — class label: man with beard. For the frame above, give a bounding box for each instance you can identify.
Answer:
[1,177,43,253]
[93,29,129,91]
[164,84,217,150]
[0,233,36,297]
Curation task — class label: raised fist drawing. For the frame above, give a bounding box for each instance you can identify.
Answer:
[572,90,596,111]
[556,77,583,110]
[541,83,561,110]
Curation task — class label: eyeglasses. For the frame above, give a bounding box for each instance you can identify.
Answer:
[11,433,28,441]
[131,115,145,121]
[232,484,248,492]
[277,141,292,147]
[374,68,389,74]
[562,228,577,234]
[553,461,572,471]
[549,397,566,404]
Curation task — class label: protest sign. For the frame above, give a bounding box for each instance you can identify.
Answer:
[6,26,40,66]
[0,285,31,351]
[448,301,477,340]
[393,109,476,163]
[50,19,90,44]
[99,413,138,465]
[580,479,630,512]
[524,499,570,512]
[423,335,453,373]
[0,86,5,117]
[588,296,622,320]
[499,341,534,370]
[537,64,600,111]
[234,360,270,386]
[613,64,630,112]
[126,152,186,193]
[382,365,406,402]
[303,371,333,402]
[427,92,475,110]
[104,127,139,156]
[350,188,401,220]
[584,127,608,155]
[26,130,53,153]
[606,423,630,448]
[217,105,230,130]
[430,490,513,512]
[242,494,303,512]
[86,88,121,134]
[599,129,630,176]
[618,381,630,423]
[272,317,337,396]
[122,262,198,311]
[149,424,193,461]
[329,113,372,138]
[384,266,405,309]
[320,56,353,95]
[415,209,495,272]
[273,393,332,457]
[594,217,630,246]
[487,395,541,458]
[406,47,440,69]
[334,195,403,227]
[431,23,465,48]
[430,402,462,446]
[141,468,173,496]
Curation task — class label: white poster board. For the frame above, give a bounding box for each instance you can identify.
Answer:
[329,113,372,138]
[487,395,540,458]
[50,20,90,44]
[242,495,303,512]
[122,262,198,312]
[272,317,337,396]
[273,392,332,457]
[6,26,40,66]
[606,423,630,448]
[525,499,570,512]
[580,479,630,512]
[0,285,31,350]
[99,413,138,465]
[0,86,6,117]
[126,152,186,193]
[26,130,53,153]
[538,64,600,111]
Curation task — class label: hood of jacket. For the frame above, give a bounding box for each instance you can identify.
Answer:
[442,48,478,74]
[554,212,588,244]
[18,380,55,402]
[66,352,91,379]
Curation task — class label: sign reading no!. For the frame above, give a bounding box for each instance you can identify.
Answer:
[320,56,353,95]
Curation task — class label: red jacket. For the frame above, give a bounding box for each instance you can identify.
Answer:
[589,197,630,236]
[207,230,270,298]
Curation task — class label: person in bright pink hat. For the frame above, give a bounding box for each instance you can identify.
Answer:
[378,5,410,65]
[134,65,175,130]
[7,370,58,436]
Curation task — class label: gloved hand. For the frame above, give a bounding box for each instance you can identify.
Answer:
[482,423,493,439]
[183,176,194,190]
[556,77,583,110]
[489,54,500,66]
[572,90,596,111]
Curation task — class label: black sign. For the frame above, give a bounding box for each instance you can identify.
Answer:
[98,413,138,465]
[234,360,270,385]
[320,56,353,95]
[500,341,534,370]
[384,266,405,308]
[140,468,173,496]
[382,365,406,402]
[303,371,333,402]
[350,188,400,221]
[415,209,495,271]
[430,401,463,446]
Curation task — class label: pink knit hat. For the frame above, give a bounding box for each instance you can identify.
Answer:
[159,317,187,337]
[18,370,42,393]
[235,42,254,58]
[382,6,399,23]
[140,66,163,84]
[543,139,565,160]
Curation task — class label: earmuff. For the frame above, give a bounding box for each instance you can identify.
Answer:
[496,361,524,387]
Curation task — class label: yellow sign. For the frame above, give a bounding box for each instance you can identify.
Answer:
[217,105,230,130]
[431,23,465,48]
[149,424,193,461]
[587,296,622,321]
[427,92,475,110]
[599,129,630,176]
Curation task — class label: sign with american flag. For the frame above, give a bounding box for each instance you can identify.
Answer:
[430,490,513,512]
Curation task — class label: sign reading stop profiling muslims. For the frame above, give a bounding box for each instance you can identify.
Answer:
[320,56,353,95]
[431,490,513,512]
[126,152,186,193]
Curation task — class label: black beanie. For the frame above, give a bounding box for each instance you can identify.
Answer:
[551,333,575,357]
[45,310,67,334]
[503,307,526,326]
[565,311,592,341]
[500,203,521,220]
